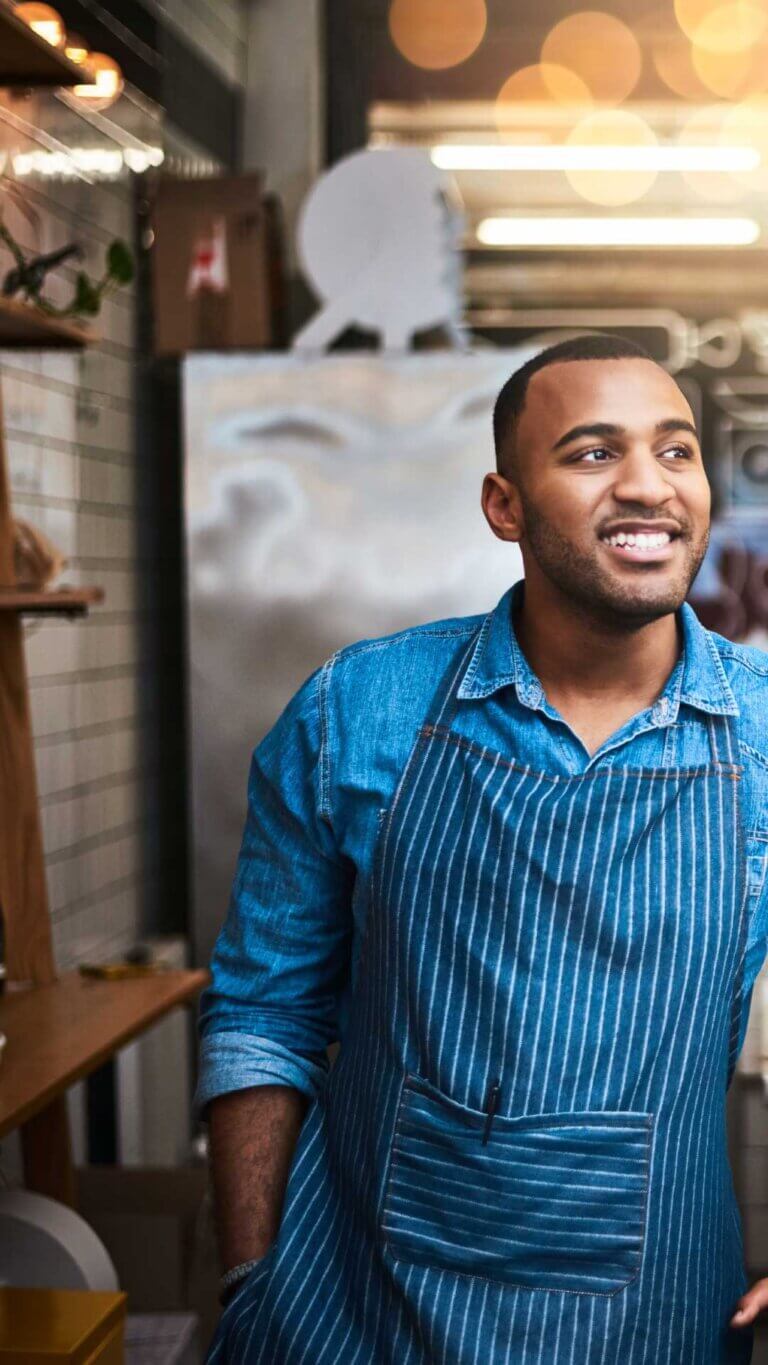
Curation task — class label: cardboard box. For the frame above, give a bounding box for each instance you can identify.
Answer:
[75,1167,220,1348]
[151,174,282,353]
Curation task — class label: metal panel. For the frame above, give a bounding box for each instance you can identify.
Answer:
[182,351,530,965]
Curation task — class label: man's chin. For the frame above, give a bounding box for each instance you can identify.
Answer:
[591,576,688,624]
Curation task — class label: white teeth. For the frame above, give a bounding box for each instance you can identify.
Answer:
[603,531,671,549]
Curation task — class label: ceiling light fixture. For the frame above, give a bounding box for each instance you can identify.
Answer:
[476,216,761,246]
[14,3,65,47]
[63,32,90,66]
[60,51,124,112]
[432,144,761,172]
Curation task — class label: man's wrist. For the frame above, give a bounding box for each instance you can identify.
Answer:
[219,1258,262,1306]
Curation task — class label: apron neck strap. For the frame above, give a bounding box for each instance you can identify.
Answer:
[704,710,739,768]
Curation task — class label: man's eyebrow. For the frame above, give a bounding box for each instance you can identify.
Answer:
[654,418,699,440]
[552,422,622,450]
[551,418,699,451]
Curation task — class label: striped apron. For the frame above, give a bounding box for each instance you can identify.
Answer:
[209,640,753,1363]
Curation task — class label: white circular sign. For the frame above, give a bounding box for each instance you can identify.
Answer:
[295,148,463,350]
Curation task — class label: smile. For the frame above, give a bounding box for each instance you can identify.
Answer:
[599,530,680,562]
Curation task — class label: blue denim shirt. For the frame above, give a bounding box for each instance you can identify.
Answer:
[195,579,768,1115]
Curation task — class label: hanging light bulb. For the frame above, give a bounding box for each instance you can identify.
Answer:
[62,52,124,112]
[14,3,66,49]
[63,32,90,67]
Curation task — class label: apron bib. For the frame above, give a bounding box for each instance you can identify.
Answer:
[209,638,752,1364]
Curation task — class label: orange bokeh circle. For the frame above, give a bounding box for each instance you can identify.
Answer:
[642,8,710,100]
[692,36,768,97]
[542,11,642,103]
[674,0,767,51]
[496,61,592,108]
[388,0,487,70]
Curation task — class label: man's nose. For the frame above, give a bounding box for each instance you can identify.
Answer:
[611,450,676,506]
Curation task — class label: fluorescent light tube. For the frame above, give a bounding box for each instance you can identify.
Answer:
[476,216,761,246]
[432,144,761,173]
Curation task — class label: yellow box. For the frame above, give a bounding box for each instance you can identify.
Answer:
[0,1289,126,1363]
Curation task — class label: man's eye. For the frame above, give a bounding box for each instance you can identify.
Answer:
[574,445,693,463]
[576,448,613,462]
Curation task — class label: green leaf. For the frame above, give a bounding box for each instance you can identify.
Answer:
[74,272,101,315]
[106,239,134,285]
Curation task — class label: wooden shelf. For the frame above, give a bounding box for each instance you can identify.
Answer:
[0,969,209,1137]
[0,5,88,87]
[0,298,95,349]
[0,586,104,616]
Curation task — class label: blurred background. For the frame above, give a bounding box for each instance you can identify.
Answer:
[1,0,768,1360]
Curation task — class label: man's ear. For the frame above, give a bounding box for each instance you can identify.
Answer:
[481,472,524,544]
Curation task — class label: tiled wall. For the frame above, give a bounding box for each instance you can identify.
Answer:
[0,2,246,977]
[0,91,145,971]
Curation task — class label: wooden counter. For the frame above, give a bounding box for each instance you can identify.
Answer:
[0,969,209,1139]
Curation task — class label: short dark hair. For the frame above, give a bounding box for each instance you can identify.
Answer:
[493,332,656,480]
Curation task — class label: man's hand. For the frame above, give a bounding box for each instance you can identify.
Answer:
[731,1278,768,1328]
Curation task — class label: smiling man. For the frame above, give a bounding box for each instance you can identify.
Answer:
[198,333,768,1363]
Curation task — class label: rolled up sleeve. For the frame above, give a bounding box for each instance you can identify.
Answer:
[194,659,354,1116]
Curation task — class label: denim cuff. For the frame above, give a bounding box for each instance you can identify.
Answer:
[194,1031,328,1117]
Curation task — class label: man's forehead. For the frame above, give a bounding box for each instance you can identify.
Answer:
[523,357,693,430]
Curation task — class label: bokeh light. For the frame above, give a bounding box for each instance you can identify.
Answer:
[63,31,90,66]
[674,0,767,51]
[388,0,487,70]
[494,63,592,139]
[541,12,642,103]
[564,110,658,205]
[720,96,768,192]
[677,107,748,200]
[61,51,124,111]
[14,3,65,47]
[691,35,768,97]
[643,9,710,100]
[695,1,766,52]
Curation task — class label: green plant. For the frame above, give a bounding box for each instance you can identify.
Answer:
[0,221,134,319]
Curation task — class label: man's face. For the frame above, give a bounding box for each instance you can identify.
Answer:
[506,357,711,624]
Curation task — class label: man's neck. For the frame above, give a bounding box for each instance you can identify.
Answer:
[512,579,683,710]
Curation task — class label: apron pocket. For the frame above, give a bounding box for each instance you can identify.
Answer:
[380,1072,653,1296]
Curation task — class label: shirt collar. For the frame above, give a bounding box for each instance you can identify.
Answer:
[457,578,739,720]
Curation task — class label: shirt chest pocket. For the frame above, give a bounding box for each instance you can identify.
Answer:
[380,1073,654,1297]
